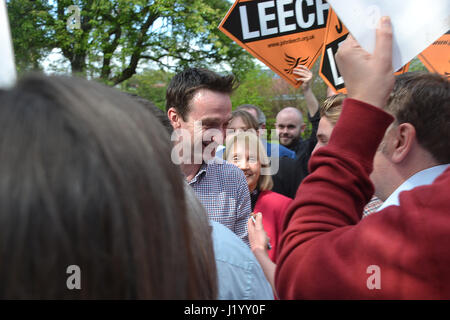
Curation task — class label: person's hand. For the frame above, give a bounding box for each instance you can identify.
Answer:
[335,16,395,108]
[293,65,313,91]
[247,212,270,254]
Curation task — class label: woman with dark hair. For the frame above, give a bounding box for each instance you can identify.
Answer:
[0,74,216,299]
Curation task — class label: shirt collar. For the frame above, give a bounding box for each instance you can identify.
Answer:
[377,164,450,211]
[187,162,208,185]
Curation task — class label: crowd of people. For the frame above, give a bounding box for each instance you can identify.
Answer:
[0,16,449,299]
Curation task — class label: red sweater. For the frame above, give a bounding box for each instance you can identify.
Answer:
[254,190,292,262]
[275,99,450,299]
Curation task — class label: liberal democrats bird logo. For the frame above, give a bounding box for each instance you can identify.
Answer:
[284,53,309,75]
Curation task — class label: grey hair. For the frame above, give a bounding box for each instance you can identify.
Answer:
[237,104,266,126]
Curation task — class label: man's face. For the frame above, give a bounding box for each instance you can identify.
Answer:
[275,112,304,147]
[312,116,334,154]
[175,89,232,162]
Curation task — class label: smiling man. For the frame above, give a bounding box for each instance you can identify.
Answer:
[167,68,251,245]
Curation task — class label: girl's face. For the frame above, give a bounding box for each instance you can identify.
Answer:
[229,142,261,193]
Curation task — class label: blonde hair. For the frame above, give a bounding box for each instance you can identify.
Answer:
[320,93,346,126]
[225,131,273,191]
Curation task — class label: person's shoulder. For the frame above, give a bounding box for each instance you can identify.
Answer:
[207,159,246,181]
[257,191,293,211]
[210,221,256,268]
[260,190,292,202]
[207,159,237,171]
[278,144,296,158]
[211,221,274,300]
[266,142,296,159]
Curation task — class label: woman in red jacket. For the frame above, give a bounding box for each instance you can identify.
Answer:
[225,132,291,293]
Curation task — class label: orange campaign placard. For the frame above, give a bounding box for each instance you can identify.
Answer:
[319,9,411,94]
[219,0,330,88]
[418,30,450,79]
[318,8,349,94]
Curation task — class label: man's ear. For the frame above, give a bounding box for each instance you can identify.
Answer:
[167,107,182,130]
[391,123,416,164]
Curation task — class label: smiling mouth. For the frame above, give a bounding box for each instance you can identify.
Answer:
[244,172,253,178]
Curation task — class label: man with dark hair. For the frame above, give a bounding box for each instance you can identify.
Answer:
[371,71,450,211]
[166,68,251,245]
[276,17,450,299]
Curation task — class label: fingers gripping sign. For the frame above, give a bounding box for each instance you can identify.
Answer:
[335,17,395,108]
[293,65,314,90]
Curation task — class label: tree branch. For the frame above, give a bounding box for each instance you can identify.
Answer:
[111,8,159,85]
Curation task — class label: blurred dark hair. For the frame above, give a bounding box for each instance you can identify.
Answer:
[125,93,173,135]
[0,74,215,299]
[166,68,238,121]
[385,72,450,164]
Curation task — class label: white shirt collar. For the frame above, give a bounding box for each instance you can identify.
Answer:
[377,164,450,211]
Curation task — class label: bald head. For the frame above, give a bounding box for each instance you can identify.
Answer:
[275,107,306,148]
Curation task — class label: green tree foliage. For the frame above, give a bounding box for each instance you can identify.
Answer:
[231,66,274,124]
[121,69,173,110]
[7,0,54,73]
[408,57,427,72]
[7,0,253,84]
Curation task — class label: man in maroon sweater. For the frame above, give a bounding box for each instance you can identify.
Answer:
[275,17,450,299]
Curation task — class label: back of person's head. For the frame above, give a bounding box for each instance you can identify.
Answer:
[166,68,237,121]
[125,93,173,135]
[236,104,266,126]
[385,72,450,164]
[0,73,213,299]
[319,93,346,126]
[230,109,259,132]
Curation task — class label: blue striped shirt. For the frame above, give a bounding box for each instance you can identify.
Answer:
[188,160,251,246]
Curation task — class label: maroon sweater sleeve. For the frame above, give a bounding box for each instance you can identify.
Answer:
[275,99,400,299]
